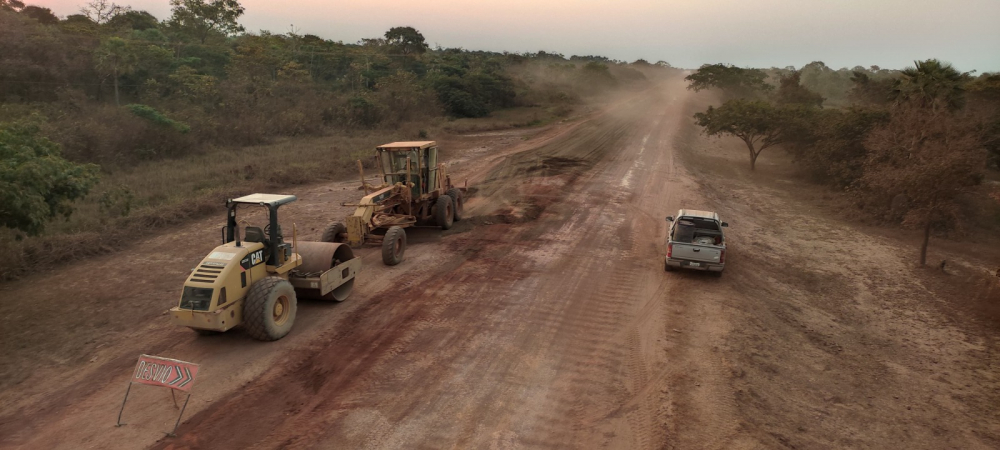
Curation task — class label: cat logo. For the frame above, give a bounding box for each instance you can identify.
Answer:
[250,249,264,266]
[240,249,265,270]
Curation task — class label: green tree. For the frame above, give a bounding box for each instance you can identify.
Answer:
[166,65,219,100]
[0,122,99,236]
[579,61,616,87]
[21,6,59,25]
[849,70,896,106]
[685,63,772,99]
[94,36,139,106]
[894,59,971,111]
[384,26,428,55]
[374,70,437,124]
[168,0,244,44]
[785,107,888,187]
[60,13,99,35]
[775,70,824,108]
[966,73,1000,168]
[1,8,72,102]
[0,0,24,11]
[693,99,793,170]
[798,61,854,106]
[106,9,160,31]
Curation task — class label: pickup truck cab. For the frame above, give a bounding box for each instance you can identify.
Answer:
[665,209,728,275]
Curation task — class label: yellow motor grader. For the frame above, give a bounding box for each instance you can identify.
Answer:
[321,141,465,266]
[170,194,361,341]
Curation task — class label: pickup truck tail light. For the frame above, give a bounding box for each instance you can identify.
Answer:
[667,243,673,258]
[719,249,726,264]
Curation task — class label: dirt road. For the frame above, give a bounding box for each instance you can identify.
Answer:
[2,79,998,449]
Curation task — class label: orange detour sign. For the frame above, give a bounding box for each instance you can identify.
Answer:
[117,354,200,436]
[132,355,199,391]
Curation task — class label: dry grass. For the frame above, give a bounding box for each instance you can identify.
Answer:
[440,105,578,134]
[969,268,1000,323]
[0,129,425,280]
[0,69,656,280]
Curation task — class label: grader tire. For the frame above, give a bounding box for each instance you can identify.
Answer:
[447,189,464,221]
[382,226,406,266]
[320,222,347,243]
[243,277,297,341]
[435,195,454,230]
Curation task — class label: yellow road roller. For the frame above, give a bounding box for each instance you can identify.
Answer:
[170,194,361,341]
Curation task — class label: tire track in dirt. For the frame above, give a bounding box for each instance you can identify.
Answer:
[150,84,694,449]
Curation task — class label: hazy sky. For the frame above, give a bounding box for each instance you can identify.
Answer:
[35,0,1000,71]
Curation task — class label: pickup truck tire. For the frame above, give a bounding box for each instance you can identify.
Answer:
[711,270,723,277]
[664,260,674,272]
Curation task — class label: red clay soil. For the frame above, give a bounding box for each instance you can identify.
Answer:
[1,79,998,449]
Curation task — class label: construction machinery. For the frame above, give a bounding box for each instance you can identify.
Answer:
[322,141,466,266]
[170,194,361,341]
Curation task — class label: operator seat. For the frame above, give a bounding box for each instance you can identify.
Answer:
[244,226,266,243]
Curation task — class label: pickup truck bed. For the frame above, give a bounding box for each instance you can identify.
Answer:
[664,209,728,275]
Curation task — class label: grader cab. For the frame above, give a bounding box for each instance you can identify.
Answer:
[170,194,361,341]
[322,141,466,266]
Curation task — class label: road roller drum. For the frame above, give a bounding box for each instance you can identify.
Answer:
[290,241,361,302]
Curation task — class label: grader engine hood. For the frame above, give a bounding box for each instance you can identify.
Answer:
[347,186,398,246]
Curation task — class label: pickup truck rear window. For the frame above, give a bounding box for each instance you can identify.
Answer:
[681,217,720,230]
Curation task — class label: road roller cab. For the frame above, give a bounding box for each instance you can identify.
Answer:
[170,193,362,341]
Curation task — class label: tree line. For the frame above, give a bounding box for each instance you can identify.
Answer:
[688,61,1000,265]
[0,0,673,240]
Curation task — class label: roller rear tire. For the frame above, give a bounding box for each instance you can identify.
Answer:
[244,277,297,341]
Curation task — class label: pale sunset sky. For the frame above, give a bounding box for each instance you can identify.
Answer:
[31,0,1000,71]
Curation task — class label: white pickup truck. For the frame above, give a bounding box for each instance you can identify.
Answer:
[664,209,728,275]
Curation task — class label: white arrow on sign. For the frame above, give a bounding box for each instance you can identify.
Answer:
[168,365,194,388]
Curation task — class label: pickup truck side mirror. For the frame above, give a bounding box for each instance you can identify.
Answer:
[666,216,674,222]
[721,222,729,227]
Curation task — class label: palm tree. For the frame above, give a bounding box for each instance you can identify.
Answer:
[94,37,138,106]
[893,59,970,111]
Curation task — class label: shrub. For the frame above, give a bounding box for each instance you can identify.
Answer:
[786,107,889,187]
[46,104,196,164]
[0,121,99,236]
[127,103,190,133]
[341,95,384,128]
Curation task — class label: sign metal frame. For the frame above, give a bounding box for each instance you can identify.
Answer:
[116,354,200,437]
